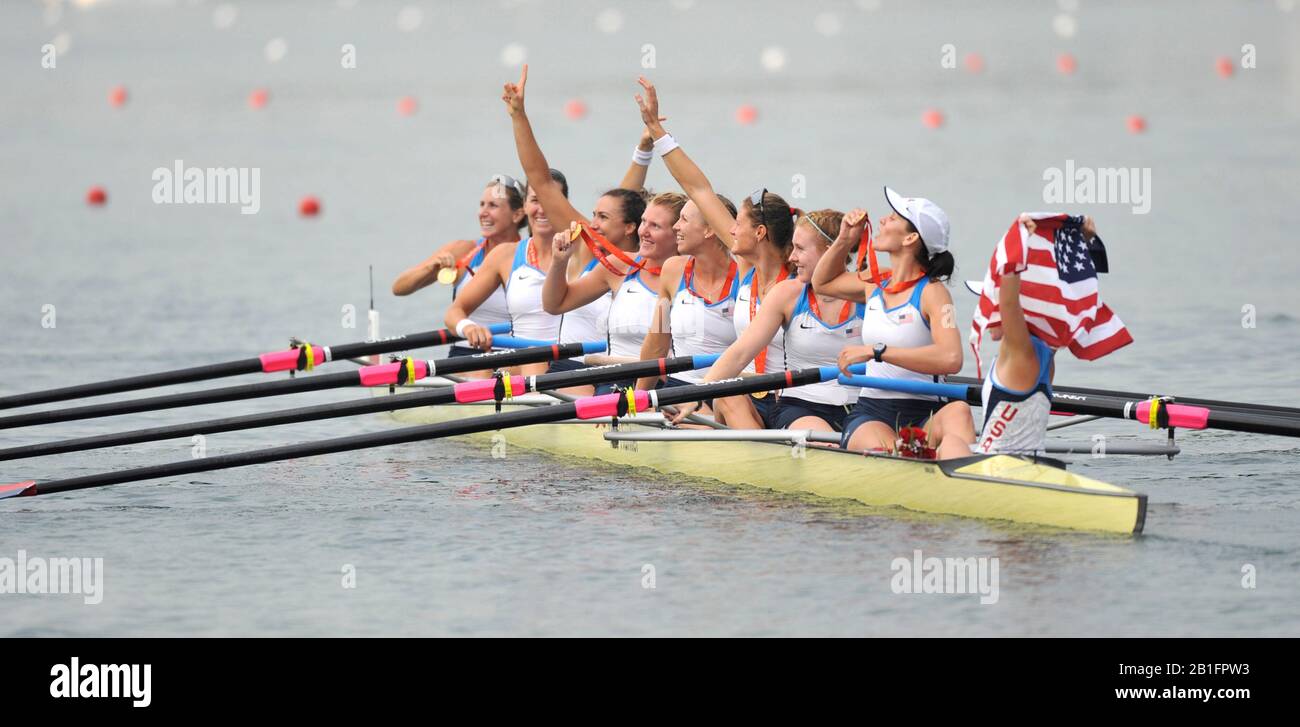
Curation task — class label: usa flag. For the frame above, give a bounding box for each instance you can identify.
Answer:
[969,213,1133,376]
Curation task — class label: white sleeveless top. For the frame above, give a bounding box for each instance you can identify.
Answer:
[606,261,659,359]
[782,285,865,406]
[976,337,1054,455]
[504,238,562,341]
[558,258,612,346]
[857,277,941,401]
[668,262,739,384]
[452,237,510,328]
[734,267,793,374]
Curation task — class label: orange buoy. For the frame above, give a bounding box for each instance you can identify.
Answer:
[735,104,758,125]
[299,196,321,217]
[1126,115,1147,134]
[1215,56,1234,78]
[964,53,985,73]
[921,109,945,129]
[397,96,418,116]
[86,186,107,206]
[108,85,128,107]
[248,88,269,110]
[1056,53,1077,75]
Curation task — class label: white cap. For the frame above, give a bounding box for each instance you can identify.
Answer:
[884,186,950,256]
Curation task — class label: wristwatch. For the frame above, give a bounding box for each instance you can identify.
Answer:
[873,343,887,363]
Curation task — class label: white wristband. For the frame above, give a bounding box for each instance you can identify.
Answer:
[632,147,653,166]
[652,133,679,157]
[455,318,477,338]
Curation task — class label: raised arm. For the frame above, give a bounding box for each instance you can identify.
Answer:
[392,239,477,296]
[541,225,616,313]
[618,129,655,191]
[502,65,585,231]
[634,77,736,249]
[812,209,869,303]
[443,242,515,350]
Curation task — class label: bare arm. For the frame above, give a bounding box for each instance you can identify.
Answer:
[443,243,514,350]
[392,239,476,296]
[618,129,655,191]
[502,65,586,231]
[837,283,962,376]
[635,77,736,249]
[634,256,686,389]
[541,227,617,313]
[812,209,871,303]
[706,280,798,381]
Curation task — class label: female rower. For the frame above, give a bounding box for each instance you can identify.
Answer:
[669,210,865,432]
[632,77,794,423]
[812,189,975,460]
[393,175,526,358]
[973,215,1097,455]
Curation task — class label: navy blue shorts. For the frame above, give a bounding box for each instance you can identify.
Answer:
[749,392,777,428]
[770,396,853,431]
[447,344,483,358]
[840,397,943,448]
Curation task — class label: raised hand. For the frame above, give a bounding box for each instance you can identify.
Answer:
[501,64,529,117]
[551,222,579,263]
[837,208,869,244]
[634,76,666,136]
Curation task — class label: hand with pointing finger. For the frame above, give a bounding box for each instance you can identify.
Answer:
[502,64,528,118]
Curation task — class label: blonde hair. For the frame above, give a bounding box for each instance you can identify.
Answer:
[649,191,688,220]
[796,208,843,246]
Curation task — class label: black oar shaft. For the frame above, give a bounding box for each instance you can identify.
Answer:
[950,375,1300,419]
[0,343,582,431]
[13,365,827,498]
[1048,393,1300,437]
[0,326,474,411]
[0,355,702,461]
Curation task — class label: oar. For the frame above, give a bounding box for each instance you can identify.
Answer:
[0,365,838,499]
[0,339,602,431]
[0,354,720,462]
[839,368,1300,438]
[0,322,513,411]
[947,375,1300,420]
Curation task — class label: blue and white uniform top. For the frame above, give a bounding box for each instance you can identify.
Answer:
[453,237,510,329]
[668,263,739,384]
[504,238,562,341]
[782,286,865,406]
[733,267,794,374]
[605,260,658,359]
[977,336,1054,455]
[857,277,941,401]
[558,258,612,346]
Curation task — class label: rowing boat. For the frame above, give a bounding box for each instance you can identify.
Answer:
[371,383,1147,535]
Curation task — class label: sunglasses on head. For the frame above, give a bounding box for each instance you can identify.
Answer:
[490,173,526,199]
[748,188,768,228]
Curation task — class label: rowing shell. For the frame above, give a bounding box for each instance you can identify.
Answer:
[372,385,1147,535]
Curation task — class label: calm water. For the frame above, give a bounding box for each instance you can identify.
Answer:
[1,0,1298,636]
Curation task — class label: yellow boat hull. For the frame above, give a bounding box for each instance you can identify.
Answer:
[377,391,1147,535]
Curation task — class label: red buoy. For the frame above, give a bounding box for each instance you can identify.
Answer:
[108,85,128,107]
[397,96,418,116]
[922,109,945,129]
[1126,115,1147,134]
[248,88,269,110]
[1056,53,1077,75]
[735,104,758,125]
[86,186,107,206]
[964,53,985,73]
[299,196,321,217]
[1215,56,1235,79]
[564,99,587,120]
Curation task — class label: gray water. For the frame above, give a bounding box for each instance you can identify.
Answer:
[1,0,1298,636]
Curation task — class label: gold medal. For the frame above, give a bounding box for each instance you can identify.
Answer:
[436,267,458,285]
[751,390,768,400]
[569,223,582,242]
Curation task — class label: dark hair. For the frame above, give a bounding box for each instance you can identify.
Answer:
[716,194,738,219]
[601,187,647,230]
[741,190,796,260]
[525,168,569,199]
[901,218,955,281]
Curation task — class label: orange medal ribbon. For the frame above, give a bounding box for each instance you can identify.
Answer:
[683,257,738,305]
[749,265,789,374]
